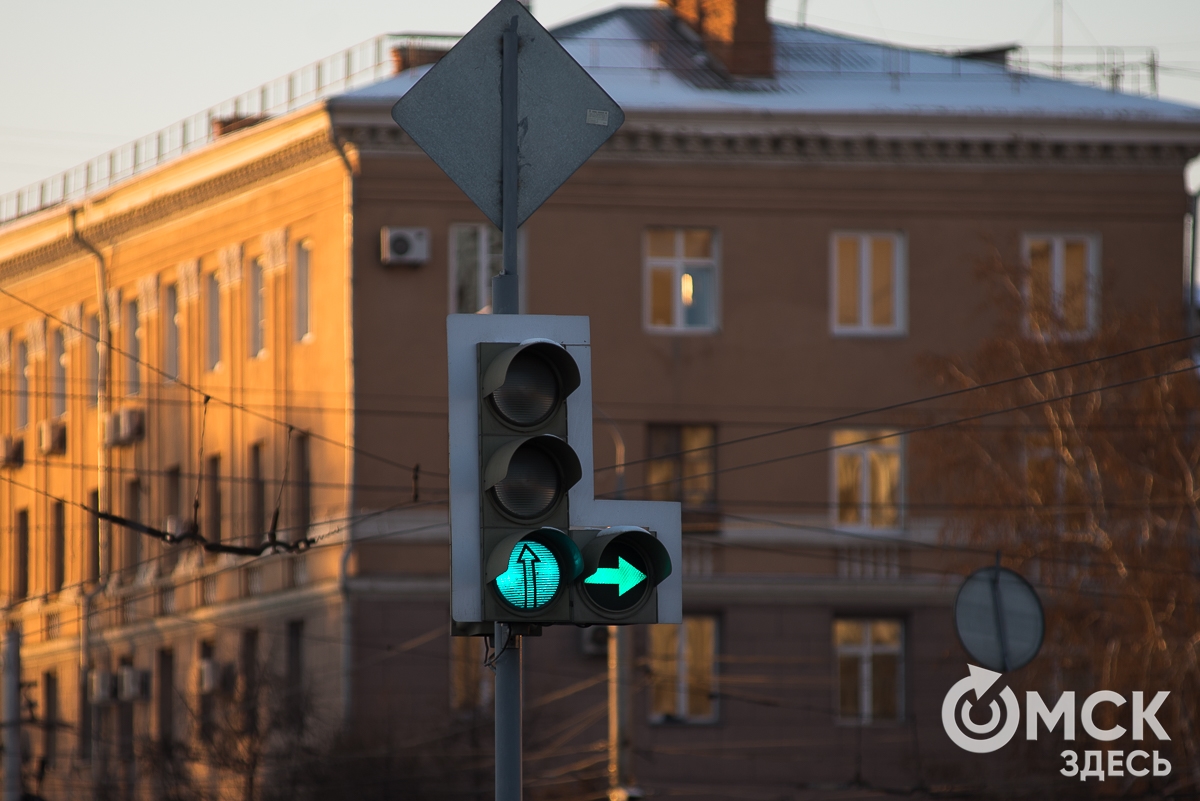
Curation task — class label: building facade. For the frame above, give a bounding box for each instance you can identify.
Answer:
[1,1,1199,798]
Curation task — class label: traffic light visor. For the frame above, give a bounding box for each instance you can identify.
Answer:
[484,435,582,520]
[482,340,581,428]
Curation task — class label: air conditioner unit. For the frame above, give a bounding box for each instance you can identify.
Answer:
[380,227,430,266]
[198,658,219,695]
[117,408,144,444]
[0,436,23,469]
[37,420,66,456]
[103,413,120,448]
[88,669,115,705]
[118,665,149,702]
[164,515,184,538]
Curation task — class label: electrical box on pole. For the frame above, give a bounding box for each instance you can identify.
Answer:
[448,315,681,628]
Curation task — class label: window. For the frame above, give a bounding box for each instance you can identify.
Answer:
[249,443,265,543]
[87,489,100,582]
[156,649,174,751]
[285,620,305,730]
[1024,234,1099,339]
[645,227,718,332]
[291,433,310,542]
[248,257,265,358]
[832,429,902,530]
[205,272,221,370]
[831,232,905,335]
[646,424,716,509]
[124,299,140,395]
[834,618,903,724]
[163,284,179,381]
[15,340,27,429]
[86,314,99,405]
[450,637,493,713]
[42,671,58,768]
[198,641,215,741]
[123,479,141,583]
[648,616,718,723]
[14,509,28,600]
[50,501,64,593]
[294,241,311,341]
[239,629,259,734]
[51,329,66,418]
[450,223,503,314]
[162,468,181,574]
[1025,431,1087,533]
[205,456,222,545]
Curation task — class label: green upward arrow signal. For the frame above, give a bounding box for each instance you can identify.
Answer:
[585,557,647,596]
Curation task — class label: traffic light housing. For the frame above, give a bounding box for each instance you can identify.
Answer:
[448,315,681,628]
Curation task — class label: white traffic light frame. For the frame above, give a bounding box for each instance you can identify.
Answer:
[448,314,682,625]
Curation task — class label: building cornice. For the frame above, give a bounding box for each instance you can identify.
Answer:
[333,102,1200,171]
[0,127,338,284]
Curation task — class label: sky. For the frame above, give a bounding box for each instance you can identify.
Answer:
[2,0,1200,197]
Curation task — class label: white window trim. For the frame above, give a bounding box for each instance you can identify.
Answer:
[1020,233,1101,342]
[834,618,905,726]
[643,228,721,335]
[295,239,314,345]
[829,231,907,337]
[447,223,526,314]
[829,429,905,534]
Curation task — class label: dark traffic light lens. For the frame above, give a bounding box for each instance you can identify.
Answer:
[492,443,561,519]
[491,351,559,427]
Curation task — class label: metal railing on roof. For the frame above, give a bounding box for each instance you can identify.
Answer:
[0,33,457,227]
[1008,46,1158,98]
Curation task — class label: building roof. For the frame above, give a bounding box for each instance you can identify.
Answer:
[343,6,1200,124]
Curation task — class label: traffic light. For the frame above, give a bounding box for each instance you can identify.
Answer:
[448,315,681,628]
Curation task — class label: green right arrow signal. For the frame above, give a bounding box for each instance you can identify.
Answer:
[584,557,647,596]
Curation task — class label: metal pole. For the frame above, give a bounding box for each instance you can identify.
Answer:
[493,15,520,316]
[494,623,522,801]
[4,628,21,801]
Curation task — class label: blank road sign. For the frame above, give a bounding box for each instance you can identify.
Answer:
[391,0,625,229]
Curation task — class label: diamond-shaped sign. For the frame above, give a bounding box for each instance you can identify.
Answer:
[391,0,624,229]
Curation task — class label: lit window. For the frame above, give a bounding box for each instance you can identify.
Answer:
[1023,234,1099,339]
[450,637,493,713]
[645,227,718,332]
[205,272,220,370]
[295,241,312,341]
[834,618,903,724]
[831,232,905,335]
[248,257,265,358]
[449,223,527,314]
[649,615,718,723]
[832,429,902,530]
[646,424,716,509]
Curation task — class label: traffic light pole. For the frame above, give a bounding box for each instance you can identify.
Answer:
[495,15,523,801]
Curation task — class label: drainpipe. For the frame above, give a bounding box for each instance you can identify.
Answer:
[71,207,112,799]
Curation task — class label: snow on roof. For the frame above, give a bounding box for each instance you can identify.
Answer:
[342,6,1200,124]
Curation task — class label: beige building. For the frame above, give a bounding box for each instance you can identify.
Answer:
[1,0,1199,798]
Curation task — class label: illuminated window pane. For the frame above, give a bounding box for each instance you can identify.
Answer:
[684,617,715,718]
[649,616,718,723]
[835,618,903,724]
[680,425,716,508]
[649,624,679,718]
[647,228,676,259]
[834,619,864,647]
[836,453,863,524]
[650,268,675,327]
[683,228,712,259]
[869,236,895,327]
[1028,239,1052,316]
[1062,240,1089,332]
[682,266,714,328]
[648,424,716,508]
[868,450,900,527]
[835,236,860,327]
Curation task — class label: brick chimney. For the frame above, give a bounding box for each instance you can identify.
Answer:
[661,0,774,78]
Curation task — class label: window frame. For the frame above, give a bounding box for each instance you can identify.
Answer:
[643,227,721,334]
[647,614,720,725]
[833,617,905,726]
[248,256,266,359]
[50,328,66,418]
[447,223,526,314]
[294,240,313,343]
[1021,233,1101,341]
[829,429,904,533]
[162,283,179,382]
[205,271,221,371]
[15,339,28,430]
[829,230,907,337]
